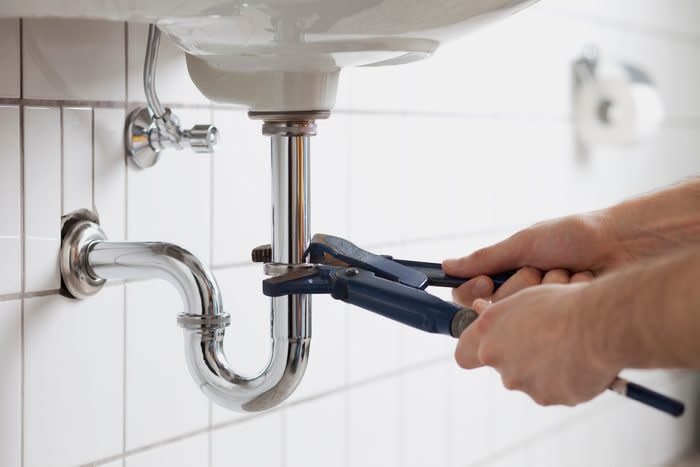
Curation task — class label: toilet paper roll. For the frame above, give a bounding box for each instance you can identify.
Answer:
[574,61,664,147]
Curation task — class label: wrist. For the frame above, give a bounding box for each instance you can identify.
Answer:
[572,280,625,373]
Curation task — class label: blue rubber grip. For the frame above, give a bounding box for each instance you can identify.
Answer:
[625,382,685,417]
[330,269,460,335]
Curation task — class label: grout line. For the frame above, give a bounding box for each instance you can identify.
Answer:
[18,18,25,467]
[91,108,96,211]
[122,21,130,466]
[207,104,215,467]
[124,22,129,105]
[122,284,128,464]
[3,95,700,129]
[84,355,451,466]
[80,425,213,467]
[0,289,67,302]
[59,107,64,216]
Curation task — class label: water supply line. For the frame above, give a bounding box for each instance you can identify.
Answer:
[125,24,218,168]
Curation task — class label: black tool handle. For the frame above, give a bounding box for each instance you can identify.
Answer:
[450,314,685,417]
[392,259,515,289]
[611,377,685,417]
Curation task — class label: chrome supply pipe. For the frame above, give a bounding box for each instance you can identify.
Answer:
[125,24,218,169]
[143,24,166,119]
[60,113,325,411]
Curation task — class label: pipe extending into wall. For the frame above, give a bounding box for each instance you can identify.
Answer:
[60,115,321,411]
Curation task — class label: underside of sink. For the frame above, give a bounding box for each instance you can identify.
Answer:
[2,0,538,110]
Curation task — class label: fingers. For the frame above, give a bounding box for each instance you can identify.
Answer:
[542,269,570,284]
[452,276,494,306]
[570,271,594,283]
[454,299,494,370]
[443,230,531,278]
[491,267,542,302]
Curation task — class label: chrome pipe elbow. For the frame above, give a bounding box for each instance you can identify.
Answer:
[60,210,310,412]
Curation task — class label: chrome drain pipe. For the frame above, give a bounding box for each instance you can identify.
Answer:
[60,112,326,411]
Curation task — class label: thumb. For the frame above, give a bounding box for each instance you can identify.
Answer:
[452,276,494,306]
[443,232,529,277]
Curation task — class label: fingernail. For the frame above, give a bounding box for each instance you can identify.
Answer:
[442,259,456,269]
[473,277,492,297]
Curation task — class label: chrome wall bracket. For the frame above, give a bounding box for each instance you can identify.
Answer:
[125,24,218,169]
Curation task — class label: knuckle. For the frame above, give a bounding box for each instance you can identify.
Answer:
[477,343,500,367]
[520,266,543,284]
[533,394,554,406]
[473,310,495,333]
[501,375,522,391]
[454,349,476,370]
[470,247,490,264]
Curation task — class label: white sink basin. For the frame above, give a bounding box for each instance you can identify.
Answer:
[2,0,538,110]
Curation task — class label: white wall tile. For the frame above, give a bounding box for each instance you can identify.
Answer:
[399,364,449,467]
[62,107,93,214]
[211,109,270,266]
[347,114,408,246]
[5,2,700,465]
[0,300,21,467]
[94,108,126,241]
[24,288,124,467]
[544,0,700,39]
[126,434,208,467]
[23,19,125,101]
[0,19,20,98]
[0,106,21,295]
[448,365,494,467]
[127,108,211,260]
[347,7,700,120]
[212,413,283,467]
[347,305,401,384]
[311,114,351,238]
[347,378,401,467]
[101,461,125,467]
[125,279,209,449]
[24,107,61,292]
[284,394,346,467]
[127,23,208,105]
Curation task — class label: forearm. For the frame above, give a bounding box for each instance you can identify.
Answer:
[582,246,700,369]
[603,178,700,260]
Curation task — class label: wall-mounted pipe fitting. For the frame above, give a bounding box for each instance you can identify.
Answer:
[125,24,218,169]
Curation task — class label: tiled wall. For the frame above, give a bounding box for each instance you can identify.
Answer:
[1,1,700,466]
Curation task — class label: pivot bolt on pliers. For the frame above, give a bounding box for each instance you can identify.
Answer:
[251,233,685,417]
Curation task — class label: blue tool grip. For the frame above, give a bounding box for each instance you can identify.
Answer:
[330,269,460,335]
[623,381,685,417]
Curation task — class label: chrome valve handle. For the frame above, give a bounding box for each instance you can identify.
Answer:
[125,24,218,168]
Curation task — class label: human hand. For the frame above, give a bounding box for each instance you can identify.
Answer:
[443,212,627,305]
[454,284,619,406]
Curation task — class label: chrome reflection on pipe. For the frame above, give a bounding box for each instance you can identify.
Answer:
[60,113,323,412]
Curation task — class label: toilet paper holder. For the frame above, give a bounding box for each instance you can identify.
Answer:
[572,46,664,153]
